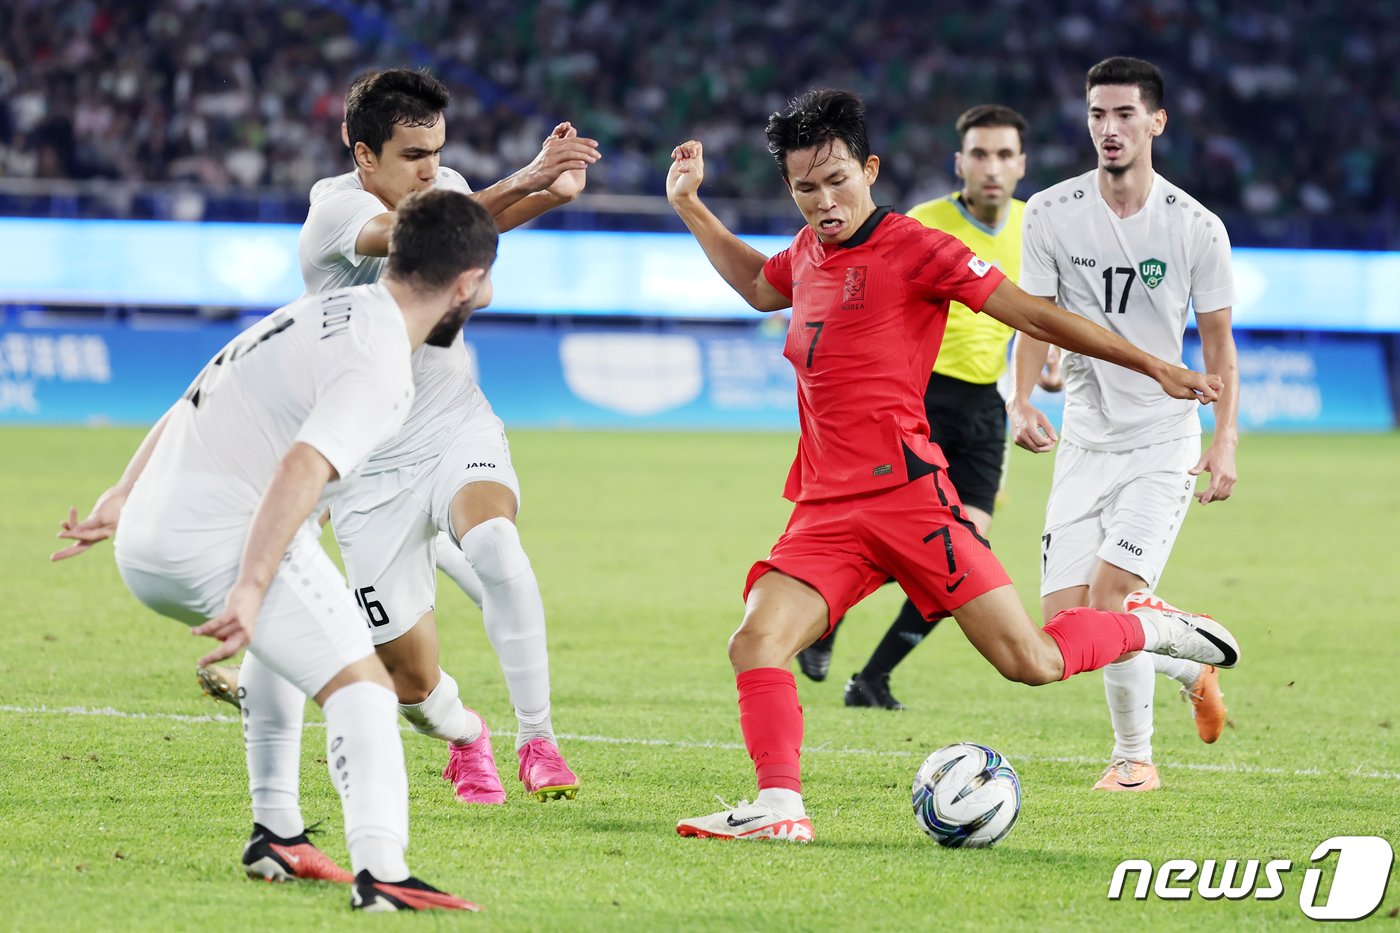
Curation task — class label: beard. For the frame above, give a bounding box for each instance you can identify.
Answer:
[1102,152,1134,176]
[424,300,475,347]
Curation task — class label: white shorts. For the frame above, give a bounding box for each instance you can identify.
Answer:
[1039,435,1199,596]
[332,413,519,645]
[115,521,374,697]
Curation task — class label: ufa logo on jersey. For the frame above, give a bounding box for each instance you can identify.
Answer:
[1139,258,1167,289]
[843,266,868,302]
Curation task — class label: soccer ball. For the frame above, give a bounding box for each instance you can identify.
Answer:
[911,742,1021,848]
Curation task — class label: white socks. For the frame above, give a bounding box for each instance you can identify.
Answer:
[1103,653,1155,763]
[460,517,555,749]
[435,531,484,608]
[756,787,806,819]
[241,653,306,840]
[322,681,410,882]
[1154,655,1202,687]
[1134,611,1164,652]
[398,670,483,746]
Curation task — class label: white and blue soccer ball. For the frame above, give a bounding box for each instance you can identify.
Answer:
[912,742,1021,848]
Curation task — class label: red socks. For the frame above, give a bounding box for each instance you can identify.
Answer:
[736,668,803,793]
[1043,607,1146,680]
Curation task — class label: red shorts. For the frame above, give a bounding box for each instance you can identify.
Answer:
[745,470,1012,632]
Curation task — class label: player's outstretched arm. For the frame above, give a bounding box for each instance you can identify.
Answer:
[493,123,598,232]
[666,140,790,313]
[350,123,600,257]
[191,442,336,665]
[477,122,601,232]
[982,279,1222,403]
[1008,331,1057,453]
[1191,308,1240,504]
[51,407,174,560]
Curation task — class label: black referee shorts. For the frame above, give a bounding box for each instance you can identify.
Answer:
[924,371,1008,515]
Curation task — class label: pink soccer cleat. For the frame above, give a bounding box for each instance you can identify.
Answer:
[517,738,581,801]
[442,710,507,804]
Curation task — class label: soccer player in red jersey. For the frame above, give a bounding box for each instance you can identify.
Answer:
[665,89,1240,843]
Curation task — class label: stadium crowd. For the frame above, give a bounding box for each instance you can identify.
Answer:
[1,0,1397,237]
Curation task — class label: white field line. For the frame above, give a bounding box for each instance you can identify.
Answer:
[4,703,1399,783]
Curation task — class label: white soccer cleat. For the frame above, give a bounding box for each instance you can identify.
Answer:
[1125,590,1240,669]
[676,799,814,843]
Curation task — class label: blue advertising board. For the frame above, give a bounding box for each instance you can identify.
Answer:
[2,217,1399,330]
[0,322,1390,432]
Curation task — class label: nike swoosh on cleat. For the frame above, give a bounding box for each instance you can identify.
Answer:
[1117,780,1147,788]
[725,814,767,827]
[1194,624,1238,668]
[945,572,970,594]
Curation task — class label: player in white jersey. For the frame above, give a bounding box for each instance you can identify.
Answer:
[1010,57,1241,792]
[205,68,595,805]
[53,190,497,911]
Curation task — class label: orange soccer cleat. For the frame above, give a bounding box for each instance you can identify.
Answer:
[1092,758,1161,792]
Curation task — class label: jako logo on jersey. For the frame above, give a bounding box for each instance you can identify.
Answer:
[966,256,991,277]
[1107,836,1394,921]
[1072,256,1097,268]
[463,462,496,470]
[1140,258,1167,288]
[1115,538,1143,556]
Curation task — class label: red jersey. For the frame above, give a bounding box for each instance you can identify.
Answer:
[762,208,1006,502]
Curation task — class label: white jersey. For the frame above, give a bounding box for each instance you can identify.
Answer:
[1021,169,1234,451]
[119,283,415,548]
[299,166,490,474]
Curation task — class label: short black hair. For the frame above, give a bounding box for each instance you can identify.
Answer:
[765,89,871,179]
[1085,57,1165,112]
[387,189,498,290]
[955,104,1028,151]
[345,68,450,157]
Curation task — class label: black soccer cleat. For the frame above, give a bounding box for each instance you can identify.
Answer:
[242,823,353,883]
[351,870,481,912]
[844,672,905,710]
[796,631,837,682]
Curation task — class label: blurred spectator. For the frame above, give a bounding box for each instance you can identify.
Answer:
[0,0,1396,232]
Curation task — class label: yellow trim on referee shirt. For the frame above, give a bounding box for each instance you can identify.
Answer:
[906,193,1024,385]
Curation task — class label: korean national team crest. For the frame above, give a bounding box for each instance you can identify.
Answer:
[1139,258,1167,289]
[844,266,868,302]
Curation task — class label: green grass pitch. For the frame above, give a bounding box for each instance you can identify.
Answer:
[2,427,1397,930]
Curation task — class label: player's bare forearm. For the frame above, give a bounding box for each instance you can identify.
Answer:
[54,404,176,559]
[478,124,600,226]
[1197,309,1240,444]
[116,406,174,493]
[493,189,570,233]
[471,175,538,222]
[1012,332,1051,404]
[1007,330,1058,452]
[234,442,336,596]
[984,280,1220,401]
[671,195,789,312]
[985,281,1159,379]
